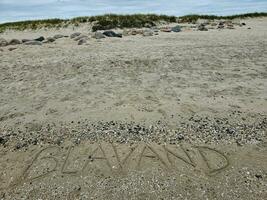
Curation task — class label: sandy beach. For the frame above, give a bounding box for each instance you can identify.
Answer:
[0,17,266,199]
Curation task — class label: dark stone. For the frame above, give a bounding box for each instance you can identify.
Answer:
[255,174,263,179]
[103,31,122,38]
[0,137,6,145]
[171,25,181,32]
[15,142,26,150]
[34,36,45,42]
[47,37,56,43]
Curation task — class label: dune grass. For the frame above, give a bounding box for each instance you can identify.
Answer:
[0,12,266,33]
[0,18,68,33]
[179,12,267,23]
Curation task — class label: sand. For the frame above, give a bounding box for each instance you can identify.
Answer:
[0,18,266,199]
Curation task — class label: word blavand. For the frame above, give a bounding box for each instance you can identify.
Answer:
[4,142,229,188]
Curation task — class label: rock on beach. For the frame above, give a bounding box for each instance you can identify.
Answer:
[0,38,8,47]
[103,31,122,38]
[53,34,66,39]
[92,32,105,39]
[78,38,88,45]
[9,39,21,45]
[24,41,43,45]
[70,32,82,39]
[143,29,154,36]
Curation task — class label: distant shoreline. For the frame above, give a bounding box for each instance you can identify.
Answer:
[0,12,266,33]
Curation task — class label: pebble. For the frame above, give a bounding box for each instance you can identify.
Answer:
[160,27,172,32]
[70,32,82,39]
[74,35,88,41]
[1,113,265,151]
[0,38,8,47]
[103,31,122,38]
[45,37,56,43]
[143,30,154,37]
[92,32,105,39]
[0,137,5,144]
[22,39,31,43]
[24,41,42,45]
[171,25,182,32]
[198,24,208,31]
[78,38,87,45]
[8,47,17,51]
[53,34,65,39]
[34,36,45,42]
[255,174,263,179]
[9,39,21,45]
[123,29,143,36]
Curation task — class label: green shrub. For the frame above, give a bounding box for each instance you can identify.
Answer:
[91,14,176,31]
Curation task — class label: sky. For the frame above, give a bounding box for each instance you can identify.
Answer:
[0,0,266,23]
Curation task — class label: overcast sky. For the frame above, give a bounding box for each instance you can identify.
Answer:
[0,0,266,23]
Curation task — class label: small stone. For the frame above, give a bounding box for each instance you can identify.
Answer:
[0,38,8,47]
[15,142,25,150]
[24,41,42,45]
[9,39,21,45]
[160,27,172,32]
[8,47,17,51]
[46,37,56,43]
[53,34,65,39]
[198,24,208,31]
[171,25,181,32]
[144,23,153,28]
[142,29,154,37]
[78,38,87,45]
[55,138,62,146]
[74,35,88,41]
[103,31,122,38]
[0,137,6,145]
[34,36,45,42]
[92,32,105,39]
[22,39,31,43]
[70,32,82,39]
[255,174,262,179]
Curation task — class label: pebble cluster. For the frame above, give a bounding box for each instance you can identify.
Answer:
[0,113,266,151]
[0,19,249,50]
